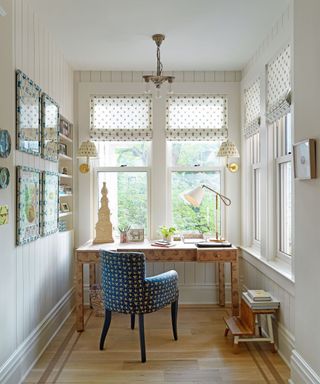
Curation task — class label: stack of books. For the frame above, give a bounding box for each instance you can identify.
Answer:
[242,289,280,310]
[151,240,175,248]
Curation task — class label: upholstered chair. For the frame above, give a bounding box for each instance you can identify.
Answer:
[99,250,179,362]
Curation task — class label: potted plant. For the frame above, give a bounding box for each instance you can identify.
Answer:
[159,225,176,242]
[118,224,131,243]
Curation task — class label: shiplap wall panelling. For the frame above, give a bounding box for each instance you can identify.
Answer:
[13,0,74,349]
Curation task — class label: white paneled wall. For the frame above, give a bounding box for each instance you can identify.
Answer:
[14,0,74,339]
[240,2,294,368]
[0,1,74,383]
[74,70,241,304]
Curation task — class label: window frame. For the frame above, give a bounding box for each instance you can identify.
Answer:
[273,114,293,263]
[93,166,151,239]
[275,154,292,263]
[249,132,261,250]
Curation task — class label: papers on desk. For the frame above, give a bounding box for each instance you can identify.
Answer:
[151,240,176,248]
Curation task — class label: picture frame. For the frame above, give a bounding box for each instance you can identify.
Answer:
[293,139,316,180]
[60,202,70,213]
[16,166,40,245]
[0,129,11,158]
[58,143,67,156]
[41,93,59,161]
[41,171,59,236]
[59,115,72,138]
[127,228,144,242]
[16,70,41,156]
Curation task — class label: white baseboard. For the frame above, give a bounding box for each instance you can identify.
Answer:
[289,350,320,384]
[84,283,232,305]
[0,288,75,384]
[276,322,295,367]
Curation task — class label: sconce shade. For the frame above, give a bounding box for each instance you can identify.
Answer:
[217,140,240,158]
[182,186,205,207]
[77,140,98,158]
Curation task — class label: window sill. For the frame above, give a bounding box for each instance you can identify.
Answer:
[240,246,295,296]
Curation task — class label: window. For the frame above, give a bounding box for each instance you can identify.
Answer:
[92,93,228,239]
[250,133,261,243]
[92,95,152,237]
[274,113,292,258]
[166,95,226,237]
[97,169,149,235]
[170,168,222,236]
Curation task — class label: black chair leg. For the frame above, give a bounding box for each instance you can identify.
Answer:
[100,309,112,350]
[131,313,135,330]
[138,314,146,363]
[171,299,178,341]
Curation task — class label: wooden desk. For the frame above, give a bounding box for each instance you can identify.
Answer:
[75,241,239,331]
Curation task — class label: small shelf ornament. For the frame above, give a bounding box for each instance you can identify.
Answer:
[93,182,114,244]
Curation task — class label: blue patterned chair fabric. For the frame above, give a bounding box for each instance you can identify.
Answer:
[100,250,179,314]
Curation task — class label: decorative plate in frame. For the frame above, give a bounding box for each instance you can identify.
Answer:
[41,171,59,236]
[16,70,41,156]
[41,93,59,161]
[0,167,10,189]
[16,166,40,245]
[0,129,11,158]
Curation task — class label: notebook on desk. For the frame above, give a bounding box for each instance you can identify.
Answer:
[196,241,232,248]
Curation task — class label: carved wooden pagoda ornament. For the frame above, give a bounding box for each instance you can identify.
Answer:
[93,182,114,244]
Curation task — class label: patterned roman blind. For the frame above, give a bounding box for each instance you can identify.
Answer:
[244,78,261,138]
[90,95,152,141]
[266,45,291,124]
[165,95,228,141]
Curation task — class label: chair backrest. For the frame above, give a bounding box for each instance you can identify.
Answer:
[100,250,146,314]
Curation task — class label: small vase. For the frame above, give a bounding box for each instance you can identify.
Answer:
[120,231,128,243]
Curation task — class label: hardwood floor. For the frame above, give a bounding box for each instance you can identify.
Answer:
[23,306,290,383]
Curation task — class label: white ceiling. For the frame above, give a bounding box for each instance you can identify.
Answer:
[28,0,289,71]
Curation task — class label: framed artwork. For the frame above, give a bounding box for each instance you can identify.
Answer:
[127,228,144,242]
[16,70,41,156]
[0,167,10,189]
[0,205,9,226]
[41,171,59,236]
[58,143,67,156]
[16,166,40,245]
[59,116,72,138]
[60,202,70,212]
[0,129,11,158]
[293,139,316,180]
[41,93,59,161]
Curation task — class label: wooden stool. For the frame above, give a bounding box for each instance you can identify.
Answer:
[224,299,277,353]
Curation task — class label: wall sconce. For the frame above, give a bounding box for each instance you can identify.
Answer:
[77,140,98,173]
[217,139,240,173]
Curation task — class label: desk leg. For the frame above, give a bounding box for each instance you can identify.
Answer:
[75,261,84,332]
[231,260,239,316]
[89,264,96,309]
[218,262,225,306]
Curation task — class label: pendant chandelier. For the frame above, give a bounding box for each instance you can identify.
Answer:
[143,34,174,93]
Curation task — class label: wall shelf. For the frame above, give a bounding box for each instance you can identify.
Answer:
[59,115,74,232]
[59,173,73,179]
[59,153,72,161]
[59,212,73,218]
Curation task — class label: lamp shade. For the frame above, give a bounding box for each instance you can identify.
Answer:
[182,185,205,207]
[217,140,240,158]
[77,140,98,158]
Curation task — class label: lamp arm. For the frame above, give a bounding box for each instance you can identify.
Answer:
[202,184,231,206]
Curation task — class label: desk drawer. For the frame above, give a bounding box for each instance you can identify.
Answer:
[197,248,237,262]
